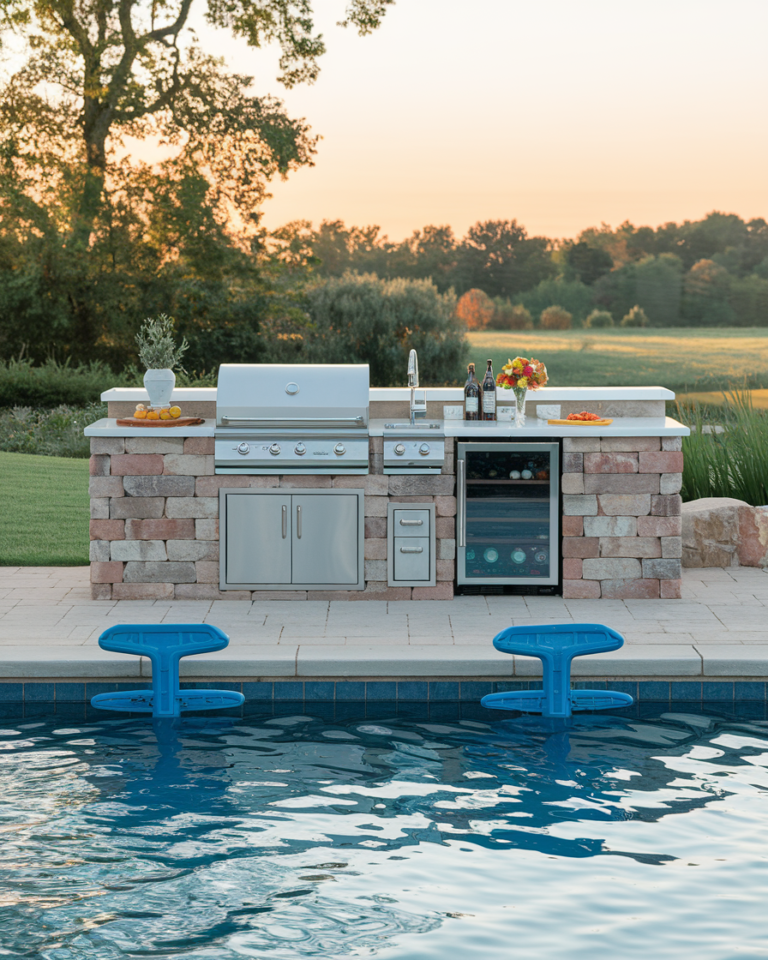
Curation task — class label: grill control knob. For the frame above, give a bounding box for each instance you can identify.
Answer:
[394,443,406,456]
[269,443,281,456]
[419,443,431,456]
[333,443,346,456]
[236,442,250,456]
[294,442,306,456]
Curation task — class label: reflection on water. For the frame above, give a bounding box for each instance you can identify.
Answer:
[1,708,768,958]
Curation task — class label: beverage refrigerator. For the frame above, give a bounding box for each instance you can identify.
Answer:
[456,442,560,587]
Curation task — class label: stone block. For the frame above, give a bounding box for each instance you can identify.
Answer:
[89,540,110,562]
[562,558,583,579]
[195,475,279,496]
[436,559,455,581]
[599,537,661,558]
[661,436,683,451]
[660,578,683,599]
[195,561,220,583]
[636,516,682,537]
[599,436,660,452]
[642,558,682,579]
[444,437,455,453]
[561,516,584,537]
[561,473,584,494]
[124,437,184,455]
[89,519,125,541]
[584,474,660,494]
[435,517,455,538]
[126,518,196,540]
[252,590,308,600]
[166,540,218,561]
[562,537,599,558]
[332,474,389,495]
[661,536,683,559]
[90,498,110,519]
[163,454,214,476]
[90,583,112,599]
[111,540,167,561]
[176,584,251,600]
[435,496,457,517]
[412,582,454,600]
[562,452,583,473]
[651,494,682,517]
[195,519,219,540]
[370,454,384,475]
[112,583,175,600]
[123,475,195,497]
[597,494,651,517]
[388,475,455,496]
[365,517,387,538]
[91,437,125,455]
[599,578,660,599]
[563,495,598,516]
[738,504,768,567]
[682,497,743,567]
[110,454,164,476]
[279,475,332,488]
[389,496,435,503]
[364,559,388,581]
[123,561,196,583]
[165,497,218,519]
[441,455,455,476]
[563,437,601,452]
[369,436,384,454]
[91,561,123,584]
[364,496,388,517]
[349,584,412,600]
[110,497,165,519]
[437,538,456,560]
[639,451,684,474]
[364,538,387,560]
[184,437,215,455]
[562,579,601,599]
[90,455,110,477]
[582,558,642,580]
[584,452,639,474]
[659,473,683,495]
[583,515,637,538]
[89,477,124,498]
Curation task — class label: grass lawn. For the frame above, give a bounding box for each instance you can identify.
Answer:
[0,451,89,566]
[467,327,768,394]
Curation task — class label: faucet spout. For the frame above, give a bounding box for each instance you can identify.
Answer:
[407,349,427,425]
[407,349,419,388]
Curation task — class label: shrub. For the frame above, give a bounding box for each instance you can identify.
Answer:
[455,288,495,330]
[539,305,572,330]
[620,305,649,328]
[0,359,119,408]
[516,279,594,326]
[0,402,107,458]
[585,309,614,329]
[489,300,533,330]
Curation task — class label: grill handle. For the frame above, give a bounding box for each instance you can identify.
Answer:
[457,457,466,548]
[221,416,365,425]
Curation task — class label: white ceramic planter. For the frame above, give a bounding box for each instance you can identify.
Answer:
[143,368,176,408]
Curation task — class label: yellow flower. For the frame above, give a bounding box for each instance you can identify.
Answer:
[517,377,528,388]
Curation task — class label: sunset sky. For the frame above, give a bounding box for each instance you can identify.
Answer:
[194,0,767,240]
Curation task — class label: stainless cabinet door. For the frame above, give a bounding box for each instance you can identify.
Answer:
[292,494,360,585]
[225,493,292,585]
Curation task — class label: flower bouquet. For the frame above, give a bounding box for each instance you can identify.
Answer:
[495,357,548,426]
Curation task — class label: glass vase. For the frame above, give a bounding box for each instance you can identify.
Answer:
[513,385,528,427]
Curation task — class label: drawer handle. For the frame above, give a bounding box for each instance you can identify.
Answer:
[400,546,424,554]
[399,519,423,526]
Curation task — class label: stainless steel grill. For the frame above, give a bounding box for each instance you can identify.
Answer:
[215,364,370,474]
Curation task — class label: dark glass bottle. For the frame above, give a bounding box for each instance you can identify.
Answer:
[481,359,496,421]
[464,363,480,420]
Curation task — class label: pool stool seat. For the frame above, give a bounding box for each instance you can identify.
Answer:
[480,623,634,718]
[90,623,245,718]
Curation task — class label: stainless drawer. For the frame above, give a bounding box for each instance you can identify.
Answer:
[393,537,430,581]
[393,509,430,537]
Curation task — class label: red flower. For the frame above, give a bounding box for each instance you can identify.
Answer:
[523,365,533,376]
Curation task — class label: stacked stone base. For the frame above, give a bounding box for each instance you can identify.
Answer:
[561,436,683,599]
[89,436,456,601]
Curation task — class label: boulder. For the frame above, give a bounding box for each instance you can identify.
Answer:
[682,497,768,568]
[737,504,768,568]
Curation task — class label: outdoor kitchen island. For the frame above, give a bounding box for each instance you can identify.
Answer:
[86,378,689,602]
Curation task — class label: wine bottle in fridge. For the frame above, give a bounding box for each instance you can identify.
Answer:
[482,359,496,421]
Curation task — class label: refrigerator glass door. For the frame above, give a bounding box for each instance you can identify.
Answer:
[458,443,559,585]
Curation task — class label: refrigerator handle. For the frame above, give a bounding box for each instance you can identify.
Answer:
[457,457,466,548]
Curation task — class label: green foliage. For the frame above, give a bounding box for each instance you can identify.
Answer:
[565,241,613,284]
[489,300,533,331]
[135,316,189,371]
[620,305,648,328]
[0,359,119,407]
[0,403,107,458]
[299,273,466,386]
[634,255,683,325]
[540,306,573,330]
[585,309,614,329]
[728,275,768,327]
[516,279,594,326]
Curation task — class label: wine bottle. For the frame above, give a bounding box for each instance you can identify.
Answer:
[464,363,480,420]
[481,359,496,421]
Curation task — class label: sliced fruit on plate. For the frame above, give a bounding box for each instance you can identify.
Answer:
[566,410,603,421]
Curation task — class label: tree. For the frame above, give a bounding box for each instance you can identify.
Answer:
[454,220,555,298]
[455,289,495,331]
[683,259,734,325]
[620,305,649,328]
[565,241,613,285]
[634,254,683,326]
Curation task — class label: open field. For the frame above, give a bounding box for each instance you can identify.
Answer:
[0,452,89,566]
[468,328,768,394]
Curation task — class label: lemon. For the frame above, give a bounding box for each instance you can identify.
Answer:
[133,408,148,420]
[159,408,172,420]
[146,410,160,420]
[169,405,182,419]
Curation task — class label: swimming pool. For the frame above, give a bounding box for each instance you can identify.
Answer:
[2,706,768,958]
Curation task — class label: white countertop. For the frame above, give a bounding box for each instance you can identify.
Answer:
[85,418,215,437]
[101,387,217,402]
[370,417,689,438]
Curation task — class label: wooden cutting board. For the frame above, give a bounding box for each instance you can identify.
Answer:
[116,417,205,428]
[548,418,613,426]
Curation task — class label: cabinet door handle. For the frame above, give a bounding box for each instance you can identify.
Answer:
[296,505,302,539]
[281,504,287,539]
[399,519,423,526]
[399,546,424,554]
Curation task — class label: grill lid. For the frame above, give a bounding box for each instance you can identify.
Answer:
[216,364,369,430]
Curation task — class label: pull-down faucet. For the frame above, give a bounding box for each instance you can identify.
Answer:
[407,349,427,425]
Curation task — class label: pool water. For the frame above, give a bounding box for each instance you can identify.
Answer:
[2,707,768,959]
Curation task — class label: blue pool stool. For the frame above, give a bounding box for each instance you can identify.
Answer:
[481,623,634,718]
[90,623,245,718]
